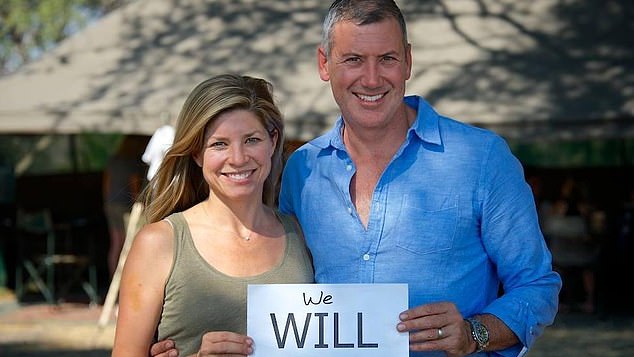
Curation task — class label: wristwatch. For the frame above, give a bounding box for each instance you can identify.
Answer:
[465,317,490,353]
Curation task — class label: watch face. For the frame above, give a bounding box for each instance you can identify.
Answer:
[474,321,489,344]
[468,318,490,349]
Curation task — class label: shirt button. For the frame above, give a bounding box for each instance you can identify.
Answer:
[346,164,353,171]
[363,253,370,261]
[347,207,353,215]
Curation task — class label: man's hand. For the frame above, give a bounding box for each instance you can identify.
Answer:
[150,339,178,357]
[397,301,474,357]
[196,331,253,356]
[150,332,254,357]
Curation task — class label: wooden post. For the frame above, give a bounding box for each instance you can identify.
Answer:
[98,201,144,328]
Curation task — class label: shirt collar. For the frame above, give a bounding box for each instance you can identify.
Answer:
[312,95,443,149]
[311,117,346,150]
[405,95,442,146]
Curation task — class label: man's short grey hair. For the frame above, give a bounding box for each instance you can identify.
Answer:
[321,0,408,57]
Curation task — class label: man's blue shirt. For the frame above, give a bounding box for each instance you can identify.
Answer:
[279,96,561,356]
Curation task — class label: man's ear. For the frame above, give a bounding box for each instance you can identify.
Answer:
[317,46,330,82]
[405,43,413,80]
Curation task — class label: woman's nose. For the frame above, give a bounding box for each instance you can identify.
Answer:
[228,144,248,165]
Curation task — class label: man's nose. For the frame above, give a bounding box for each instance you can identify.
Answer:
[361,62,381,87]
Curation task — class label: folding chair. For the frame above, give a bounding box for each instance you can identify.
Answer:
[15,208,98,304]
[15,209,56,303]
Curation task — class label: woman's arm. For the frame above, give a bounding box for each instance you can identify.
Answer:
[112,220,174,356]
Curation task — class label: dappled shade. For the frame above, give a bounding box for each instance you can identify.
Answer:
[0,0,632,142]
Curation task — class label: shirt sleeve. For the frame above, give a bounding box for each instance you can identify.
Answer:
[478,136,562,355]
[278,151,299,216]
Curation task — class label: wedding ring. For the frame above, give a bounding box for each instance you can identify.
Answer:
[437,327,444,339]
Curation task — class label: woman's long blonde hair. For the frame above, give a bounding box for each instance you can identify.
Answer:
[141,74,284,223]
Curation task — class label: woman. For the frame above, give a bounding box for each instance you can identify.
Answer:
[112,74,314,356]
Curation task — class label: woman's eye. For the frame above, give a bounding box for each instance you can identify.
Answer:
[208,142,227,149]
[246,137,262,144]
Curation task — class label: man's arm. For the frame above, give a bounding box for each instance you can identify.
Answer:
[467,313,519,354]
[478,137,561,350]
[397,303,518,357]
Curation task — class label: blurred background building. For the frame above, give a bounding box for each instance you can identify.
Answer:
[0,0,632,314]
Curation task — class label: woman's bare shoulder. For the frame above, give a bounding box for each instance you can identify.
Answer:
[131,219,175,253]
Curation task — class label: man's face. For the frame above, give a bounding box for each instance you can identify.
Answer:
[318,18,412,130]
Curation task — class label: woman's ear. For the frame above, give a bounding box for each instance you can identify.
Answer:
[193,150,203,167]
[270,129,279,153]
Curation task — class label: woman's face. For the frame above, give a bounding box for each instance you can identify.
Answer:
[195,109,277,204]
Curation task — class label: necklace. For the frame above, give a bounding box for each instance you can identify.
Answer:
[215,227,252,241]
[241,230,252,241]
[201,201,254,241]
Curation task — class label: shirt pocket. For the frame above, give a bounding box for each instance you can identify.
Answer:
[395,193,459,255]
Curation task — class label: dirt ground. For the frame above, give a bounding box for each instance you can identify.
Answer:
[0,296,114,356]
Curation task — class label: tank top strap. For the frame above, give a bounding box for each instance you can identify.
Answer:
[163,212,192,262]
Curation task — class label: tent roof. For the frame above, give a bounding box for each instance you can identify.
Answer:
[0,0,632,142]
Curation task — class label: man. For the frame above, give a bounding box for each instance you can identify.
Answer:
[151,0,561,356]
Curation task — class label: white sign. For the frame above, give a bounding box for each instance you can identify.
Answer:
[247,284,409,356]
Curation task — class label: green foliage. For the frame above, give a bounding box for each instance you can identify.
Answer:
[0,133,123,175]
[0,0,125,74]
[510,138,634,168]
